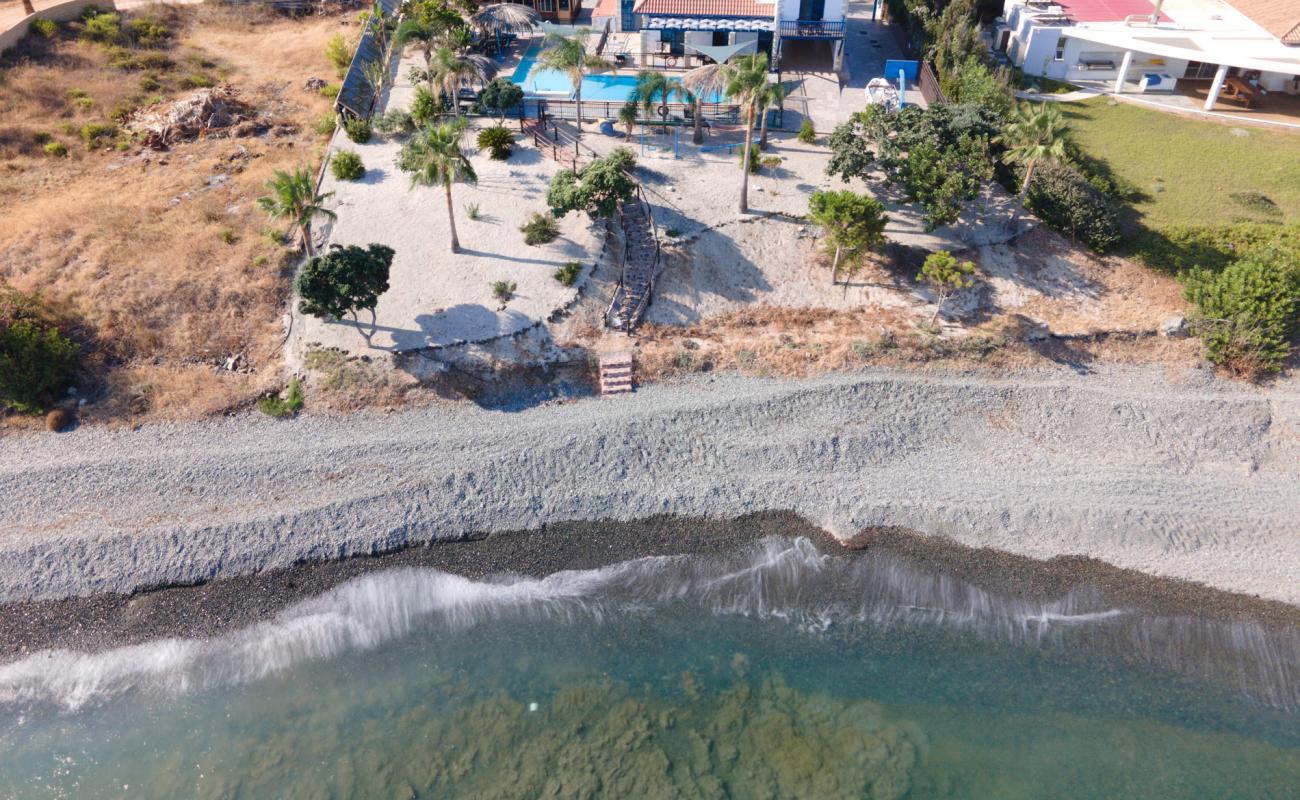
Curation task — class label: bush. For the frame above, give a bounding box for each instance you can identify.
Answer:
[476,125,513,160]
[0,286,79,413]
[78,11,121,45]
[325,34,352,78]
[258,377,305,418]
[1136,222,1300,274]
[80,121,117,149]
[125,15,170,48]
[30,18,58,39]
[138,72,162,92]
[477,77,524,120]
[1025,160,1121,252]
[331,150,365,181]
[547,149,638,220]
[43,141,68,157]
[740,144,759,174]
[45,408,73,432]
[313,112,337,136]
[319,82,341,100]
[797,118,816,144]
[491,280,517,305]
[1185,250,1300,377]
[520,213,559,246]
[109,100,136,123]
[409,86,439,128]
[177,72,216,89]
[344,117,372,144]
[374,109,415,136]
[554,261,583,287]
[296,244,394,321]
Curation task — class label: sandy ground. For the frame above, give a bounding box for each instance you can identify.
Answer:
[289,49,604,363]
[2,364,1298,605]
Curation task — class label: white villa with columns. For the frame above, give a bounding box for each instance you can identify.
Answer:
[997,0,1300,111]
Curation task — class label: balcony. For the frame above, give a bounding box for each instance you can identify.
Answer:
[778,19,845,39]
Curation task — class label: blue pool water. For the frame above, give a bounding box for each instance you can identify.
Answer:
[512,44,723,104]
[2,536,1298,797]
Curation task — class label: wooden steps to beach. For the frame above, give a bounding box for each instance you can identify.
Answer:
[606,196,661,332]
[598,352,634,396]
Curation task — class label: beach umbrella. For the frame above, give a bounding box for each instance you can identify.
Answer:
[472,3,540,55]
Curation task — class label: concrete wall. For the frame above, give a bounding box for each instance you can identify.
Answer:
[0,0,106,54]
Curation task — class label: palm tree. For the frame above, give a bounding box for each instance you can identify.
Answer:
[471,3,539,54]
[680,62,728,145]
[631,70,688,120]
[618,102,638,140]
[722,52,769,214]
[398,120,477,254]
[257,168,336,257]
[996,102,1070,201]
[425,46,497,118]
[395,17,440,65]
[537,28,613,132]
[757,81,786,150]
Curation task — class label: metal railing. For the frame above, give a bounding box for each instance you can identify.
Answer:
[778,20,846,38]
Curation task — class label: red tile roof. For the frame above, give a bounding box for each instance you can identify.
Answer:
[633,0,773,18]
[1227,0,1300,44]
[1052,0,1173,24]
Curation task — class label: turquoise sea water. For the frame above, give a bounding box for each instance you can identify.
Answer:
[1,537,1297,798]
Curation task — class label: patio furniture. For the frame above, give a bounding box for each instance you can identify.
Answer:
[1220,77,1257,107]
[1080,58,1116,71]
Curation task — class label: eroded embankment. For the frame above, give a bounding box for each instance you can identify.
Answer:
[1,365,1298,605]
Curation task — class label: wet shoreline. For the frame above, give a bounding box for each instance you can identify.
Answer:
[3,513,1297,661]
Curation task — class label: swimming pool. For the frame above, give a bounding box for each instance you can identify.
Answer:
[512,45,722,104]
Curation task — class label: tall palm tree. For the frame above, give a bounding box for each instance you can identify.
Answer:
[722,52,769,215]
[257,168,336,257]
[995,102,1070,201]
[631,70,688,120]
[757,81,786,150]
[424,46,497,117]
[680,62,729,145]
[537,28,613,132]
[395,17,441,65]
[398,120,477,254]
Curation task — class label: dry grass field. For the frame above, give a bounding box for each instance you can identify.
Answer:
[0,4,353,422]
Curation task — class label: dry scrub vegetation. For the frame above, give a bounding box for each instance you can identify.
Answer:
[0,4,353,423]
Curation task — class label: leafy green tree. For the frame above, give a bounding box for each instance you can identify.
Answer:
[257,168,336,257]
[324,34,352,78]
[295,244,394,338]
[942,58,1013,119]
[900,135,992,230]
[722,52,769,214]
[398,119,476,253]
[537,28,612,132]
[996,101,1069,200]
[918,250,976,323]
[478,76,524,121]
[1185,249,1300,377]
[0,286,78,413]
[807,190,888,284]
[547,147,638,220]
[412,46,497,118]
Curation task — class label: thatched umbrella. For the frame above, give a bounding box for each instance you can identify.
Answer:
[472,3,540,55]
[680,63,730,145]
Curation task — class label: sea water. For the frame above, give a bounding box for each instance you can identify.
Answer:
[0,537,1297,798]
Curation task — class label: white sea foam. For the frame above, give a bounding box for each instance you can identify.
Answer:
[1,537,1296,712]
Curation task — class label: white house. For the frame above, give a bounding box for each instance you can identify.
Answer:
[621,0,847,71]
[997,0,1300,109]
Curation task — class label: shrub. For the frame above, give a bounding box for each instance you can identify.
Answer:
[296,243,394,321]
[0,286,79,414]
[554,261,583,287]
[547,149,638,220]
[138,72,162,92]
[520,212,559,245]
[325,34,352,78]
[30,18,58,39]
[374,109,415,136]
[797,118,816,144]
[177,72,216,89]
[409,86,439,128]
[45,408,73,432]
[491,280,517,305]
[1184,249,1300,377]
[1025,160,1121,253]
[80,121,117,149]
[477,77,524,121]
[740,145,759,174]
[319,82,341,99]
[78,11,121,45]
[109,100,136,124]
[807,189,888,284]
[125,16,170,48]
[761,155,782,170]
[465,202,480,220]
[918,250,977,323]
[344,117,372,144]
[313,112,337,136]
[257,377,304,418]
[1137,222,1300,274]
[477,125,513,160]
[330,150,365,181]
[43,141,68,157]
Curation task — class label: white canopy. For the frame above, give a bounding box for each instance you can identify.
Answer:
[1062,25,1300,76]
[684,40,754,63]
[643,16,775,33]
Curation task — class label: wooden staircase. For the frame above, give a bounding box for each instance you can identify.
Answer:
[605,190,661,332]
[598,351,634,396]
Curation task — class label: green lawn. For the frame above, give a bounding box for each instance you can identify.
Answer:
[1059,98,1300,231]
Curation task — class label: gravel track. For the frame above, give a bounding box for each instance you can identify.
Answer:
[2,365,1298,604]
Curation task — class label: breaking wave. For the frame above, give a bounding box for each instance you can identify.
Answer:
[0,537,1296,712]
